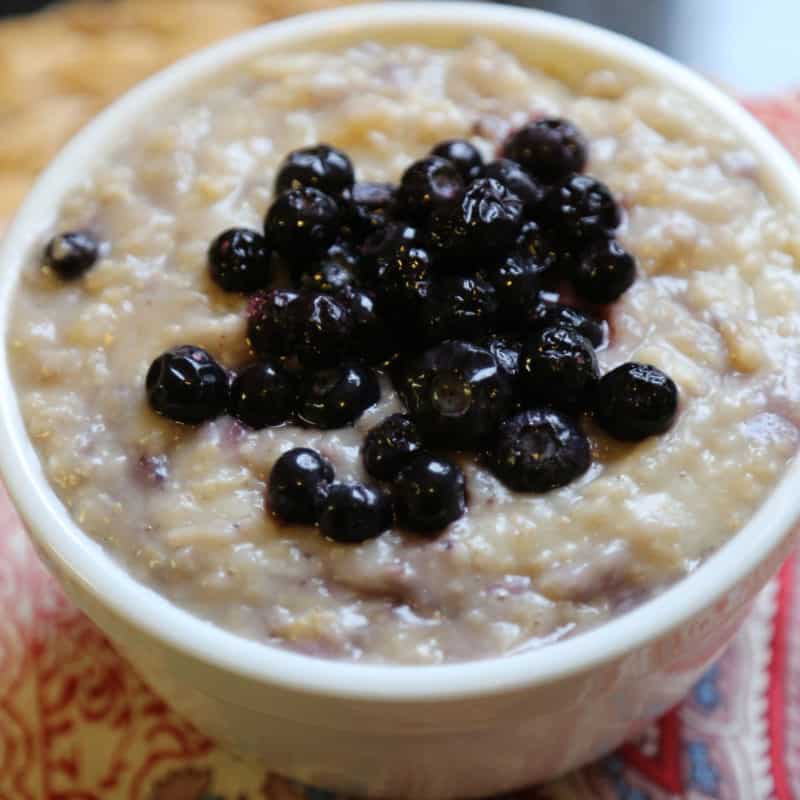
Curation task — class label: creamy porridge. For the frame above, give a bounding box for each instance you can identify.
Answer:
[8,39,800,664]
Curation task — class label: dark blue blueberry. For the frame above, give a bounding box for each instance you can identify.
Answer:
[208,228,271,293]
[490,408,591,492]
[394,453,466,534]
[423,275,498,341]
[44,230,99,279]
[503,118,588,183]
[514,221,559,275]
[483,334,523,380]
[429,177,523,269]
[345,182,397,240]
[520,325,599,411]
[319,482,393,543]
[362,414,423,481]
[246,288,301,358]
[396,340,514,448]
[274,144,354,195]
[264,186,340,263]
[573,237,636,303]
[489,253,544,329]
[267,447,334,524]
[294,293,354,368]
[146,345,229,425]
[593,362,678,441]
[431,139,484,181]
[543,173,621,242]
[301,242,359,293]
[527,301,606,348]
[229,361,295,429]
[337,285,394,365]
[397,156,464,221]
[482,159,546,216]
[298,363,380,429]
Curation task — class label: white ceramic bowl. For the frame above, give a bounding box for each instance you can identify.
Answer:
[2,4,800,797]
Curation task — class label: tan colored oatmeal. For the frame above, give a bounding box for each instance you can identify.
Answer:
[8,38,800,663]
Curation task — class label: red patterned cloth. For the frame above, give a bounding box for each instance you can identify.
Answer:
[1,97,799,800]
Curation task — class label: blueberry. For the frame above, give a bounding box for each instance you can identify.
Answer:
[376,278,434,351]
[573,237,636,303]
[362,414,423,481]
[397,156,464,221]
[298,363,380,429]
[346,182,397,239]
[543,173,621,242]
[423,274,498,342]
[394,453,466,534]
[264,186,340,263]
[489,253,543,329]
[489,409,591,492]
[146,345,229,425]
[482,159,546,216]
[528,301,606,348]
[360,222,422,279]
[503,118,588,183]
[274,144,354,196]
[301,241,360,294]
[520,326,599,411]
[319,482,393,543]
[396,340,514,448]
[375,242,432,290]
[294,293,354,368]
[338,286,394,364]
[593,362,678,441]
[208,228,271,293]
[247,288,300,358]
[431,139,484,181]
[483,334,523,380]
[267,447,334,525]
[44,230,99,279]
[229,361,296,429]
[430,178,524,269]
[514,221,559,276]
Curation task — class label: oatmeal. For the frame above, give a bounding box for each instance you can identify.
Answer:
[8,38,800,663]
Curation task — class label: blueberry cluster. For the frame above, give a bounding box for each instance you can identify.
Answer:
[44,118,679,543]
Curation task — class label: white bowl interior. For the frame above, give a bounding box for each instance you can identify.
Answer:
[2,1,800,701]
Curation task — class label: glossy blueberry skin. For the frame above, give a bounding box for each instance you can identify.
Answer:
[229,361,296,429]
[543,173,621,243]
[397,156,464,221]
[527,301,606,348]
[489,253,544,330]
[573,237,637,304]
[520,325,600,412]
[246,289,301,359]
[396,340,514,448]
[298,363,380,429]
[514,221,559,275]
[489,408,591,492]
[423,275,498,342]
[482,159,546,216]
[300,241,359,294]
[264,186,341,263]
[431,139,484,181]
[319,482,393,543]
[362,414,423,481]
[44,230,99,279]
[503,118,588,183]
[394,453,466,534]
[345,182,397,240]
[430,177,524,270]
[208,228,271,293]
[294,293,354,368]
[274,144,354,196]
[146,345,229,425]
[483,334,523,381]
[593,362,679,441]
[337,285,394,365]
[267,447,334,525]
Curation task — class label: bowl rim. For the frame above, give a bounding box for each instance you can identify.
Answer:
[2,0,800,703]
